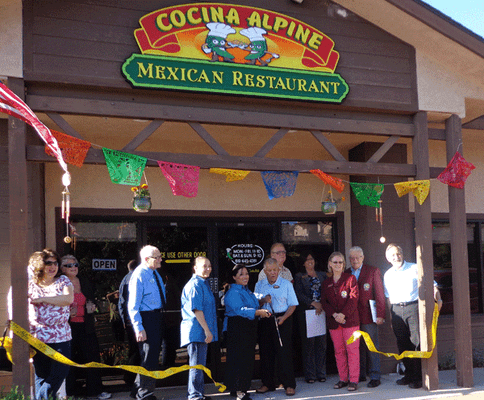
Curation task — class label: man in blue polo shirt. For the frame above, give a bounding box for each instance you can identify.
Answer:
[181,256,218,400]
[128,245,166,400]
[254,257,299,396]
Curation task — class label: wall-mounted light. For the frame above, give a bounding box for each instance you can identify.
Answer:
[291,0,304,3]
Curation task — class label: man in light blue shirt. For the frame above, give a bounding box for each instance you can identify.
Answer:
[383,244,441,390]
[128,245,166,400]
[254,258,298,396]
[181,256,218,400]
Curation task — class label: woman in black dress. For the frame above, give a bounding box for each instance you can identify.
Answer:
[224,264,271,400]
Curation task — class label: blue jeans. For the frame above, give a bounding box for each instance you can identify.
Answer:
[187,342,208,400]
[360,323,381,380]
[33,340,71,400]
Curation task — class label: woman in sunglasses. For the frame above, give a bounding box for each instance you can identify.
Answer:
[28,249,74,400]
[61,255,112,400]
[321,251,360,392]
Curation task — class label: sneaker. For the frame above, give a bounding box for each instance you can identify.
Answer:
[98,392,112,400]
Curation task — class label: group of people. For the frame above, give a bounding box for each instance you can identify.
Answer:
[22,242,443,400]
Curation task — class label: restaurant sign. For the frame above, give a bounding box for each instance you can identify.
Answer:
[122,3,349,103]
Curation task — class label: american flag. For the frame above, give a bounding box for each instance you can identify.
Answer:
[0,82,67,172]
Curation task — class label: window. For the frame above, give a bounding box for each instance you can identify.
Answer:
[432,222,480,315]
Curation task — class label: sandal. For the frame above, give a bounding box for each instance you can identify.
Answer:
[334,381,348,389]
[256,386,273,394]
[348,382,358,391]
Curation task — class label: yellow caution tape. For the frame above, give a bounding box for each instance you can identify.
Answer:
[8,321,226,392]
[347,303,439,360]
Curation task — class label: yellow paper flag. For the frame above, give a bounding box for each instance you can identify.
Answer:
[210,168,250,182]
[394,180,430,205]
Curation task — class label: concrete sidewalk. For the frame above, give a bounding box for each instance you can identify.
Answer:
[107,368,484,400]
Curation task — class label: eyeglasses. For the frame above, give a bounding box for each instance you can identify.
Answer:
[150,256,162,260]
[45,261,58,266]
[62,263,79,268]
[272,251,286,255]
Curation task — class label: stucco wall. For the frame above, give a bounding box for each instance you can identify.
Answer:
[44,163,353,250]
[416,51,484,118]
[0,0,22,78]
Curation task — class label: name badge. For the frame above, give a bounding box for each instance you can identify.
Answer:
[273,285,280,289]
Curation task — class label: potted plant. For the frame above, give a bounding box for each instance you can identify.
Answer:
[131,183,151,212]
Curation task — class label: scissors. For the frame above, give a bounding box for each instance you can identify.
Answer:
[268,302,283,347]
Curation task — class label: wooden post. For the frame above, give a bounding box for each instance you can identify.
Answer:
[8,78,31,395]
[445,114,473,387]
[413,112,439,390]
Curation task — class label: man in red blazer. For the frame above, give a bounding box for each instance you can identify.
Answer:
[346,246,386,388]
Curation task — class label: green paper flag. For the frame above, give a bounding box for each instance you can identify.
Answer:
[102,148,147,185]
[350,183,384,207]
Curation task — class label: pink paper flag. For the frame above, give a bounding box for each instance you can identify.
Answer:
[157,161,200,197]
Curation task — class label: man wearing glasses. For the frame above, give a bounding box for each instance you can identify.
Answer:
[346,246,385,388]
[258,243,293,282]
[128,245,166,400]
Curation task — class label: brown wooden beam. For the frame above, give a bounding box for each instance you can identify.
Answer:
[413,111,439,390]
[8,78,31,395]
[26,144,422,176]
[188,122,229,155]
[27,95,415,136]
[446,114,474,387]
[46,112,84,139]
[367,135,401,163]
[253,128,289,158]
[310,130,346,162]
[122,120,164,152]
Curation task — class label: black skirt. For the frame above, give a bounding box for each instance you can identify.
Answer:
[224,316,258,392]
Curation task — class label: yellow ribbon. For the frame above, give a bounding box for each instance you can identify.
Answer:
[347,303,439,359]
[7,321,226,392]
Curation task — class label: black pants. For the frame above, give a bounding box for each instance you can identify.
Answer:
[124,321,142,386]
[225,316,258,393]
[137,310,164,400]
[258,314,296,390]
[391,302,421,383]
[66,322,103,397]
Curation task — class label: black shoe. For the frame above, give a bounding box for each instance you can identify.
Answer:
[409,381,422,389]
[367,379,381,388]
[396,377,412,385]
[359,376,366,382]
[305,379,315,384]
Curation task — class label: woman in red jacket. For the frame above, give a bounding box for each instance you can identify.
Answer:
[321,252,360,392]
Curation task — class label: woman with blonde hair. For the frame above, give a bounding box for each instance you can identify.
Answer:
[321,252,360,392]
[28,249,74,400]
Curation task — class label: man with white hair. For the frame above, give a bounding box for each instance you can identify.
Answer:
[346,246,385,388]
[128,245,166,400]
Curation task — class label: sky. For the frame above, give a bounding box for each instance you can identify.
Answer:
[422,0,484,38]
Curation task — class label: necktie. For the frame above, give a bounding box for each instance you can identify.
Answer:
[153,271,166,309]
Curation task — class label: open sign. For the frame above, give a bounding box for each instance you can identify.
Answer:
[92,259,117,271]
[228,244,265,268]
